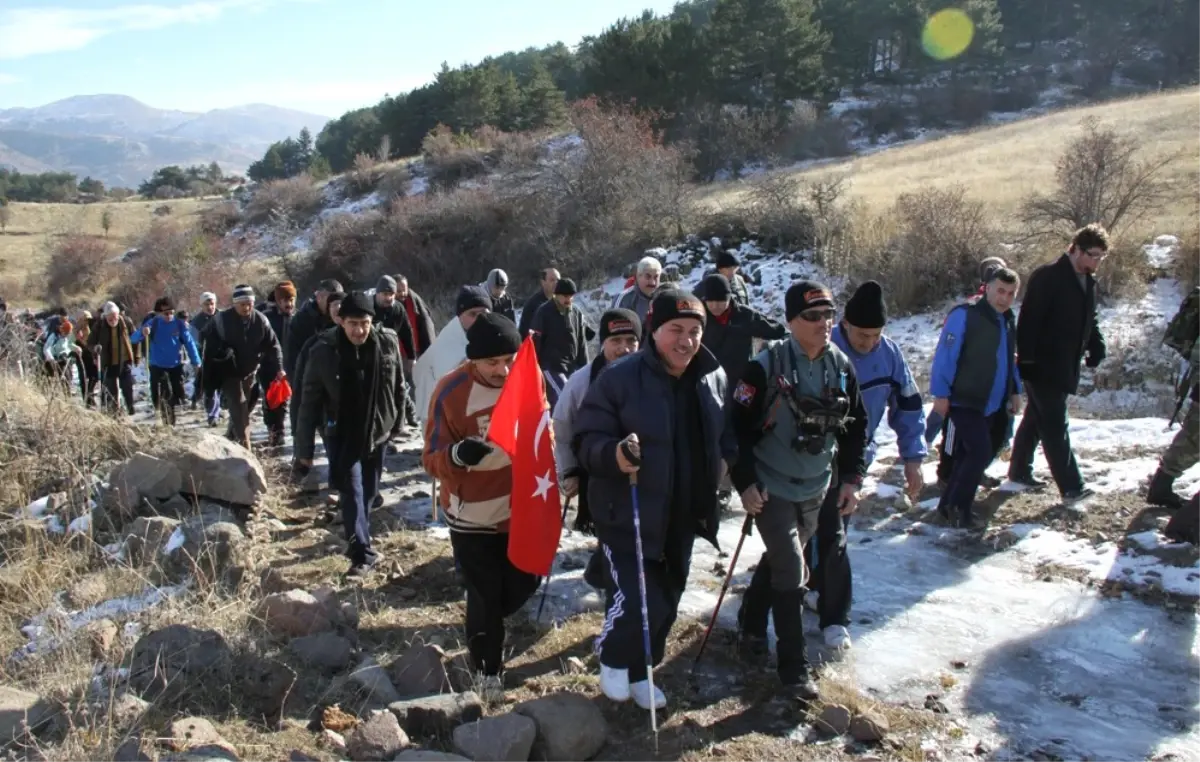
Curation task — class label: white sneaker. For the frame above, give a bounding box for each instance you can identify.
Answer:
[804,590,820,612]
[630,679,667,710]
[600,665,631,702]
[823,625,852,651]
[480,674,504,702]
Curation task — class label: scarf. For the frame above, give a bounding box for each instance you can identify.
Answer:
[330,330,381,481]
[107,320,135,368]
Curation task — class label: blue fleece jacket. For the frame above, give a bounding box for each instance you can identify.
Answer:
[134,316,200,369]
[930,307,1022,416]
[832,324,926,466]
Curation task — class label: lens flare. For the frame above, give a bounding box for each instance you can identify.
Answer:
[922,8,975,61]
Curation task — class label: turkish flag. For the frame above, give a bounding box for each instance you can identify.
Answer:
[486,336,562,576]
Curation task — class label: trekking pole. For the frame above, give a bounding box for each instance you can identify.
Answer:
[692,512,754,676]
[622,439,658,754]
[535,496,573,623]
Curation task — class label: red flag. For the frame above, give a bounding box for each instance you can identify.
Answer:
[487,336,562,576]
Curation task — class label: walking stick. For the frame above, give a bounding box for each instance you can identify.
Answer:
[623,438,658,753]
[692,513,754,676]
[535,496,573,623]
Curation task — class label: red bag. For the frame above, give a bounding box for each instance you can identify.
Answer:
[266,377,292,410]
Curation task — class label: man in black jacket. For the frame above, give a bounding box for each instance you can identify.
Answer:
[262,281,297,447]
[190,292,218,418]
[694,252,751,305]
[699,274,787,386]
[286,278,344,430]
[530,277,590,408]
[574,289,736,712]
[1009,224,1109,500]
[373,275,418,436]
[483,269,517,324]
[517,266,560,338]
[295,291,405,576]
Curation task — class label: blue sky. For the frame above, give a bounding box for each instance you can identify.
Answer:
[0,0,682,117]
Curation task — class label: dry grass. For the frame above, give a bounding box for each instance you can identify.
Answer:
[702,88,1200,238]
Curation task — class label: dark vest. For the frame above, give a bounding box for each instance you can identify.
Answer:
[951,301,1016,411]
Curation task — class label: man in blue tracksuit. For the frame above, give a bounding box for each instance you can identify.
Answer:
[737,281,925,654]
[930,267,1023,528]
[139,296,201,420]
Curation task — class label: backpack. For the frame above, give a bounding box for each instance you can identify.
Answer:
[1163,287,1200,359]
[758,339,853,436]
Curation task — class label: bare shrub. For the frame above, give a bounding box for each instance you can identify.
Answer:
[915,83,993,128]
[376,164,412,200]
[1021,117,1177,238]
[110,222,238,314]
[1093,232,1153,303]
[0,204,11,233]
[305,211,386,288]
[742,173,815,251]
[45,236,113,304]
[422,125,489,192]
[992,75,1042,113]
[776,109,853,163]
[859,95,912,140]
[347,153,382,197]
[482,128,544,172]
[245,176,323,226]
[197,201,241,236]
[677,104,780,181]
[1175,225,1200,290]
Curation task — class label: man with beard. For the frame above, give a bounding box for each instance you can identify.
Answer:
[575,290,736,711]
[422,312,539,701]
[530,277,590,409]
[262,281,297,447]
[518,266,560,339]
[296,291,405,576]
[612,256,662,324]
[286,279,344,430]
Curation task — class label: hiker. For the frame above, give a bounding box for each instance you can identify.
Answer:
[41,318,77,385]
[530,277,590,409]
[694,252,751,305]
[291,292,345,483]
[729,281,867,701]
[141,296,201,421]
[575,289,736,712]
[371,276,419,439]
[286,279,344,430]
[262,282,297,447]
[394,275,437,427]
[295,291,405,576]
[413,285,491,430]
[1009,225,1108,501]
[422,312,539,700]
[190,292,219,417]
[1148,287,1199,516]
[90,302,141,416]
[517,266,561,339]
[931,267,1023,528]
[738,281,924,655]
[203,285,284,449]
[553,308,641,591]
[482,269,516,324]
[611,256,662,323]
[74,311,98,407]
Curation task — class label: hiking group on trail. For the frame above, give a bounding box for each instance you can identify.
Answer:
[1,221,1196,713]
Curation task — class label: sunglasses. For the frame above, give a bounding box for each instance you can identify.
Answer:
[799,308,836,322]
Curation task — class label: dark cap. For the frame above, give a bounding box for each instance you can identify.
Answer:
[455,285,492,316]
[702,274,732,302]
[376,275,397,293]
[599,308,641,343]
[843,280,886,329]
[554,278,578,296]
[785,280,834,321]
[318,278,344,294]
[716,251,741,269]
[466,312,522,360]
[338,290,375,319]
[648,289,706,333]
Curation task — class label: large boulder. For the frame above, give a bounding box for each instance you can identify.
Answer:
[160,435,266,507]
[389,644,451,698]
[512,693,607,761]
[388,692,483,737]
[452,715,536,762]
[108,453,183,516]
[345,710,409,761]
[0,686,55,743]
[128,625,232,701]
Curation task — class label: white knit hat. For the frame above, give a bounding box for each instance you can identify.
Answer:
[102,301,119,316]
[200,291,217,304]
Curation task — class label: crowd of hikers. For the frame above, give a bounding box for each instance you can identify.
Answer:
[0,221,1195,712]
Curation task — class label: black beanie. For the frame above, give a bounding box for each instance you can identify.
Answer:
[702,274,732,302]
[843,280,886,328]
[785,280,834,321]
[599,308,641,343]
[716,251,741,269]
[554,278,578,296]
[456,285,492,316]
[648,289,706,333]
[466,312,521,360]
[338,290,375,319]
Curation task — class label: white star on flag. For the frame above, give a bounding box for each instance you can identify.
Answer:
[532,470,554,501]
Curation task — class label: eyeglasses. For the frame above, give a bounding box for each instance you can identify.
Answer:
[799,308,836,322]
[1084,249,1107,261]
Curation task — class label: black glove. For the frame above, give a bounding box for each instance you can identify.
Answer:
[452,438,493,468]
[1085,352,1103,369]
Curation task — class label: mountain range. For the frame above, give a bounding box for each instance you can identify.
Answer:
[0,94,331,188]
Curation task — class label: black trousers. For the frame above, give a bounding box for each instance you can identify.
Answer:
[1009,379,1084,494]
[263,396,287,442]
[450,531,540,676]
[101,363,135,415]
[937,408,1008,522]
[149,365,185,412]
[77,346,99,406]
[938,407,1011,483]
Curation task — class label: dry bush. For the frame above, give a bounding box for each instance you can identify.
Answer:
[741,173,816,251]
[376,164,412,200]
[1093,232,1153,302]
[859,94,912,140]
[197,201,242,236]
[244,176,323,226]
[915,83,993,129]
[422,125,489,192]
[110,222,239,314]
[45,235,114,305]
[305,210,386,288]
[676,104,780,181]
[1174,225,1199,290]
[991,75,1042,113]
[1021,117,1177,238]
[346,153,382,197]
[776,107,853,163]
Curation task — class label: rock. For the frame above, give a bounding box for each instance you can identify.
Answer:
[84,618,119,659]
[513,693,607,761]
[167,717,235,755]
[389,692,483,737]
[161,745,240,761]
[950,659,969,670]
[166,511,248,587]
[923,694,948,714]
[394,752,470,762]
[311,585,359,629]
[114,736,151,762]
[452,715,537,762]
[234,655,297,722]
[345,710,409,761]
[259,567,290,594]
[100,692,151,728]
[562,656,587,675]
[987,529,1019,550]
[850,711,889,743]
[129,625,232,701]
[158,494,194,518]
[109,453,183,514]
[321,729,346,752]
[815,704,852,736]
[0,687,55,743]
[259,590,334,638]
[287,753,318,762]
[290,632,353,673]
[160,434,267,506]
[125,515,181,566]
[390,644,451,698]
[350,655,403,705]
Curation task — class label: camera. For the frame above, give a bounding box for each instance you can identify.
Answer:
[791,420,827,455]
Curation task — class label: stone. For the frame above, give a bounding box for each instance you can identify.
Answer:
[160,434,267,506]
[388,692,483,737]
[161,745,240,761]
[109,453,183,514]
[389,644,451,698]
[85,618,119,659]
[350,655,403,705]
[167,717,234,754]
[0,687,54,742]
[850,711,890,743]
[289,632,354,673]
[259,567,290,594]
[166,511,248,587]
[345,710,409,761]
[287,752,318,762]
[125,515,181,566]
[129,625,232,701]
[114,736,151,762]
[452,715,536,762]
[815,704,852,736]
[234,655,297,722]
[513,693,607,761]
[259,590,334,638]
[394,752,470,762]
[90,692,150,728]
[321,729,346,752]
[158,494,195,518]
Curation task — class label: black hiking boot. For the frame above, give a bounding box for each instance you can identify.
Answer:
[783,672,820,702]
[1148,468,1185,510]
[1008,471,1047,489]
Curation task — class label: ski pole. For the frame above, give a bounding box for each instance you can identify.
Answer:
[628,468,658,753]
[692,512,754,675]
[535,496,573,623]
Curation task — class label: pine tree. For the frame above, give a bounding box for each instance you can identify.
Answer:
[297,127,315,168]
[248,144,286,182]
[522,59,569,129]
[495,71,524,132]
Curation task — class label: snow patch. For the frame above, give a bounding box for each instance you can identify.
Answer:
[1014,526,1199,597]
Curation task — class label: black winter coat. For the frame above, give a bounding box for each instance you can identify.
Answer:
[518,291,549,338]
[490,291,517,325]
[399,290,437,358]
[574,343,737,561]
[373,300,417,359]
[701,302,787,385]
[1016,254,1106,395]
[261,305,293,382]
[530,300,589,375]
[202,307,283,387]
[285,298,332,379]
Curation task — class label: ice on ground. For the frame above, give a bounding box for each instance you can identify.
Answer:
[67,514,91,534]
[23,496,51,518]
[164,526,187,554]
[1145,237,1180,269]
